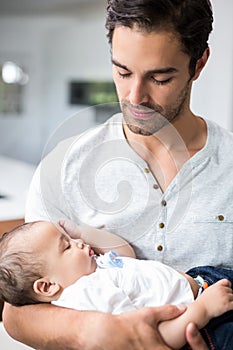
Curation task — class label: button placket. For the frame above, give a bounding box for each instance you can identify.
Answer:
[161,199,167,207]
[144,167,150,174]
[153,183,159,190]
[143,163,167,255]
[158,196,167,229]
[143,163,161,193]
[143,164,162,196]
[155,196,167,254]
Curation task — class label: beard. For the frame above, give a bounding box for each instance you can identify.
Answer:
[121,81,190,136]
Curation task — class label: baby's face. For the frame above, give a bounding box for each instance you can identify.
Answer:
[28,222,97,288]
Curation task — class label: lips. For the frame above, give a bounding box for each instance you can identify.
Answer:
[127,106,155,120]
[89,248,95,256]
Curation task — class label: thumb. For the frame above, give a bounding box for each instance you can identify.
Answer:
[143,304,186,325]
[156,304,187,322]
[186,322,208,350]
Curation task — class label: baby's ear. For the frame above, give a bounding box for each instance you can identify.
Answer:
[33,278,61,298]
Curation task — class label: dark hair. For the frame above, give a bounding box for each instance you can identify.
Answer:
[106,0,213,77]
[0,222,44,306]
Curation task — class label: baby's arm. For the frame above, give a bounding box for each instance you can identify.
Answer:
[58,219,136,257]
[158,279,233,349]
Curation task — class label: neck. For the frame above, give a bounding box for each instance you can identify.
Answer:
[123,113,207,158]
[123,113,207,192]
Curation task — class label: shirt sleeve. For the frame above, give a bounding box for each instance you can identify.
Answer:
[25,137,74,222]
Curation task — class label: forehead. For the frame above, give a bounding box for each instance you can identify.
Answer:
[112,26,188,69]
[13,222,61,251]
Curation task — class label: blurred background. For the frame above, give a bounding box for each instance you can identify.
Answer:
[0,0,118,240]
[0,0,232,165]
[0,0,113,165]
[0,0,233,342]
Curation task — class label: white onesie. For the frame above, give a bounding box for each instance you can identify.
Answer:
[53,255,194,314]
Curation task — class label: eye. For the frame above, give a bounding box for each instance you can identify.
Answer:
[64,241,71,251]
[151,77,172,85]
[118,71,131,79]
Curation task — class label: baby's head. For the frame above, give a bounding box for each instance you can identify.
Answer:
[0,221,96,306]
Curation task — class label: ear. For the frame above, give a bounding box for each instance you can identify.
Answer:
[33,278,61,298]
[192,47,210,81]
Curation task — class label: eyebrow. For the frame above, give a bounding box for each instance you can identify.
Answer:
[111,58,178,76]
[112,58,129,71]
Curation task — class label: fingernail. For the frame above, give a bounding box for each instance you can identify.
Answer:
[189,322,198,336]
[177,304,187,311]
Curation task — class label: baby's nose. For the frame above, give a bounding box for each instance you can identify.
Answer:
[77,241,85,249]
[73,238,84,248]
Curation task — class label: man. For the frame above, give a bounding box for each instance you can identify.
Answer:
[3,0,233,349]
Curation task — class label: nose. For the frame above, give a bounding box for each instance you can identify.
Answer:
[129,78,149,105]
[74,239,90,250]
[72,239,84,248]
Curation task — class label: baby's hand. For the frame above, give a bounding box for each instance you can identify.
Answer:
[58,218,82,239]
[197,279,233,320]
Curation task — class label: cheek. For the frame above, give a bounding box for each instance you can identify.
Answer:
[112,71,128,97]
[156,84,182,104]
[148,88,171,106]
[73,255,90,274]
[67,262,85,282]
[112,68,118,85]
[112,73,121,92]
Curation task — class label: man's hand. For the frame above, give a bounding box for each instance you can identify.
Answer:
[78,306,209,350]
[186,322,208,350]
[3,303,208,350]
[78,305,187,350]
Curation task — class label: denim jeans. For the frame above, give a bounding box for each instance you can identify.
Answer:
[182,266,233,350]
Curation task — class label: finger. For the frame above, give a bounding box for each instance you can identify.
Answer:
[216,279,231,288]
[186,323,208,350]
[58,219,81,237]
[58,218,74,231]
[148,304,187,324]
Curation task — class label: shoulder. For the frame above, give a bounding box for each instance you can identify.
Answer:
[205,119,233,162]
[60,113,124,183]
[206,119,233,144]
[38,113,123,182]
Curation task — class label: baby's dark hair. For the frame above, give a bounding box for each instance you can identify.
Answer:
[106,0,213,77]
[0,222,44,306]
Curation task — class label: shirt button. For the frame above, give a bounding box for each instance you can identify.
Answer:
[218,215,224,221]
[144,168,150,173]
[157,245,163,251]
[159,222,165,229]
[153,184,159,189]
[161,200,167,206]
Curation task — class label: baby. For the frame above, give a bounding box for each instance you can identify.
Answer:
[0,220,232,349]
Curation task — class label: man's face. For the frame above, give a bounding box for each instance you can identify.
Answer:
[112,26,193,135]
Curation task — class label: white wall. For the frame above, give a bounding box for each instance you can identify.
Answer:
[0,0,232,164]
[0,17,47,163]
[0,2,111,164]
[191,0,233,130]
